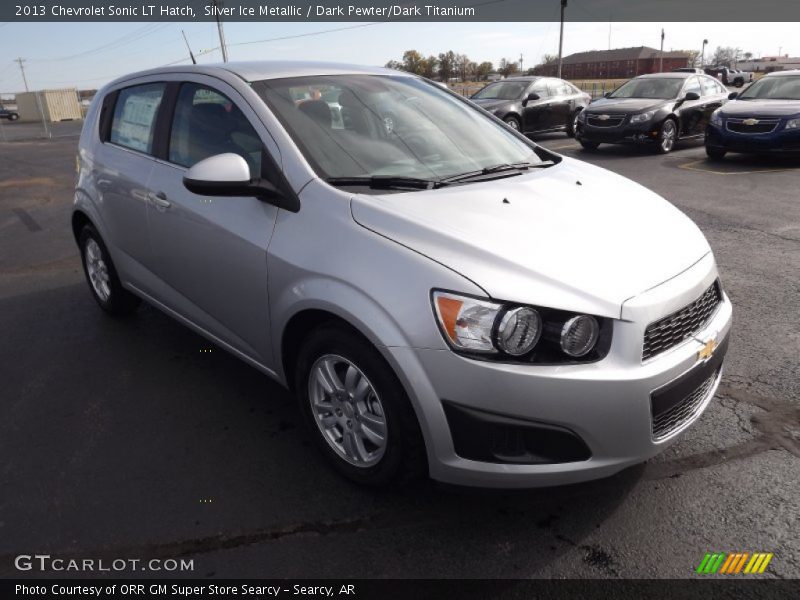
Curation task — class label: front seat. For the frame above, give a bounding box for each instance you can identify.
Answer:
[187,103,238,165]
[298,99,332,128]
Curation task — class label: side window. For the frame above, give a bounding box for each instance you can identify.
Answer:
[169,83,263,178]
[715,80,728,94]
[109,83,165,154]
[684,77,702,96]
[546,81,563,97]
[530,82,549,98]
[701,77,718,96]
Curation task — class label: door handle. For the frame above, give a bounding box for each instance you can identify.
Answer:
[148,191,171,211]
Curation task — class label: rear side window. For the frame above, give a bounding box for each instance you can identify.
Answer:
[684,77,702,96]
[168,83,263,177]
[109,83,166,154]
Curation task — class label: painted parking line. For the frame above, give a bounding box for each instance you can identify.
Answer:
[549,142,581,150]
[678,159,797,176]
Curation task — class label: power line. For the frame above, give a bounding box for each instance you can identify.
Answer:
[29,23,174,63]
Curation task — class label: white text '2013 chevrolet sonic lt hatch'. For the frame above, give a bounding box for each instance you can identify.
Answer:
[73,62,732,487]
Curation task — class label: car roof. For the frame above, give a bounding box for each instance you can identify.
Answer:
[106,60,409,87]
[499,76,542,82]
[635,72,693,79]
[765,69,800,77]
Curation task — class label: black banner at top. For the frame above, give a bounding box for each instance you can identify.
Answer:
[4,0,800,22]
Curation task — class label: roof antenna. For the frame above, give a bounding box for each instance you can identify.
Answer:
[182,30,197,64]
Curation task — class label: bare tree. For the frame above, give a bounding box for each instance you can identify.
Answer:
[438,50,457,82]
[498,58,520,77]
[474,61,494,81]
[402,50,426,75]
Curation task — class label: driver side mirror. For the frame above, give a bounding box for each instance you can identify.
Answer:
[603,92,612,98]
[684,91,701,101]
[728,91,739,100]
[183,153,299,212]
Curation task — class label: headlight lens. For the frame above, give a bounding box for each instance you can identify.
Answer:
[432,291,606,362]
[495,307,542,356]
[710,110,724,126]
[560,315,600,357]
[577,110,587,122]
[432,291,501,353]
[786,118,800,130]
[630,111,655,124]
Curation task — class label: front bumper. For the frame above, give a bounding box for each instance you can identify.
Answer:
[576,119,661,145]
[706,121,800,154]
[386,253,732,488]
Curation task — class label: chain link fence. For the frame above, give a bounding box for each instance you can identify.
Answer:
[0,89,86,142]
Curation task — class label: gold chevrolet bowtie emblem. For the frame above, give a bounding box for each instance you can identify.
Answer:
[743,118,759,126]
[598,114,611,121]
[698,338,718,361]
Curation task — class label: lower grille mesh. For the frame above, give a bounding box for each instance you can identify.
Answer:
[651,370,718,440]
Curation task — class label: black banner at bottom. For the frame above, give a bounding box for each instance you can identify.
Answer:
[3,579,798,600]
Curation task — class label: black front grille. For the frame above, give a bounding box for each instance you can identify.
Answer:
[587,115,625,127]
[643,281,723,361]
[651,369,719,440]
[726,119,779,134]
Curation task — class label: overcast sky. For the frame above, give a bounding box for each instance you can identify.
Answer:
[0,21,797,92]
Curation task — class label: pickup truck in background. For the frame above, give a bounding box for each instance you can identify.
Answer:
[704,67,752,87]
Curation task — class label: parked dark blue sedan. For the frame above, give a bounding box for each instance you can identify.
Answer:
[705,70,800,159]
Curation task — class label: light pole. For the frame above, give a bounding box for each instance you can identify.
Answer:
[659,29,665,72]
[557,0,567,79]
[701,39,708,68]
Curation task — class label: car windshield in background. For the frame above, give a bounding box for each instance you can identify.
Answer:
[609,78,685,99]
[471,81,528,100]
[254,75,543,185]
[738,75,800,100]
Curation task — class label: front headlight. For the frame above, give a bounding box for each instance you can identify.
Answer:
[432,290,608,362]
[786,118,800,130]
[710,110,724,126]
[629,111,655,124]
[577,110,587,122]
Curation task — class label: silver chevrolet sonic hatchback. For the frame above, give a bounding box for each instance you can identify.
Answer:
[74,62,732,487]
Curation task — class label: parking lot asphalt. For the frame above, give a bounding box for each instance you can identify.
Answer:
[0,133,798,579]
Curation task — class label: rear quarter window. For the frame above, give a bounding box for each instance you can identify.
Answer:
[108,83,166,154]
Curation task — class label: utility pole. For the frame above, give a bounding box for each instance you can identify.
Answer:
[701,39,708,68]
[557,0,567,79]
[213,0,229,62]
[15,57,29,92]
[519,52,523,73]
[659,29,665,72]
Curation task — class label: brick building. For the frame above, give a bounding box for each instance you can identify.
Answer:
[533,46,692,79]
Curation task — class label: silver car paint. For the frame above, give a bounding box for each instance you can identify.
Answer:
[75,61,733,487]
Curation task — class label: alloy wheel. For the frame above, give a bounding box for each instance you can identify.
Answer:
[660,120,677,152]
[84,238,111,302]
[308,354,388,467]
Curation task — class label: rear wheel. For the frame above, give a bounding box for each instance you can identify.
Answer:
[8,113,18,122]
[706,145,727,160]
[579,140,599,151]
[79,225,140,316]
[566,109,582,137]
[503,115,521,131]
[656,119,678,154]
[294,325,426,487]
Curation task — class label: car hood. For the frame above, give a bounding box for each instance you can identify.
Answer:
[350,157,710,318]
[587,97,668,114]
[721,99,800,118]
[471,98,513,111]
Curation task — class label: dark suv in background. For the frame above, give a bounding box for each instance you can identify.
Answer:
[0,105,19,121]
[471,76,591,136]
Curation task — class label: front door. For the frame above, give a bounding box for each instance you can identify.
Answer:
[145,80,280,366]
[522,82,552,133]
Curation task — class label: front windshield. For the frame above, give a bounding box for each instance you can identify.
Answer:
[471,81,528,100]
[738,75,800,100]
[254,75,542,182]
[609,78,684,99]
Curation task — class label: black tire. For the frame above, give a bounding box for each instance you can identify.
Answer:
[294,325,427,487]
[78,225,141,316]
[706,145,727,160]
[579,140,600,151]
[503,115,522,132]
[734,79,744,88]
[656,118,678,154]
[9,114,19,122]
[566,109,582,137]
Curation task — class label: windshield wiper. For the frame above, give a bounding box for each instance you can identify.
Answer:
[326,176,448,190]
[441,161,555,184]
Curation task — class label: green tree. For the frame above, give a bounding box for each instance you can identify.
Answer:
[402,50,426,75]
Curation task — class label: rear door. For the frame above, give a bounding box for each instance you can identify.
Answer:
[94,82,165,271]
[699,76,728,131]
[546,79,573,130]
[145,78,281,366]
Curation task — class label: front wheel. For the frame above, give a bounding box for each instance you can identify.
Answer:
[295,325,426,487]
[706,145,727,160]
[579,140,599,151]
[656,119,678,154]
[8,114,19,122]
[503,116,521,131]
